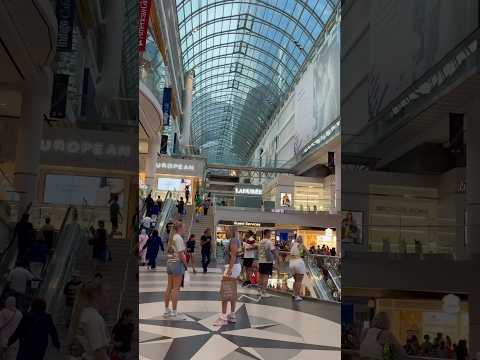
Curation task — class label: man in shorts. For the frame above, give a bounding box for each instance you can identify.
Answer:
[257,229,278,298]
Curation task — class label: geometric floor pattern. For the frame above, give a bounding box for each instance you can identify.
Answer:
[140,265,341,360]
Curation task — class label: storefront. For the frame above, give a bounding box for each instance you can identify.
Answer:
[152,157,206,204]
[263,174,333,212]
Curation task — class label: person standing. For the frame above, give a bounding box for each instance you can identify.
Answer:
[0,296,22,360]
[177,197,185,216]
[289,236,306,301]
[200,228,212,273]
[186,234,197,273]
[109,195,122,234]
[67,279,110,360]
[164,223,188,318]
[63,271,83,329]
[143,229,164,270]
[214,227,241,326]
[257,229,278,298]
[6,261,36,312]
[90,221,108,269]
[156,196,163,213]
[8,298,60,360]
[144,193,154,217]
[242,231,257,287]
[138,229,149,266]
[13,214,34,262]
[202,198,210,216]
[40,217,55,252]
[185,185,190,204]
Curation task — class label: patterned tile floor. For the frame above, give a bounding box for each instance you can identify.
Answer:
[139,265,341,360]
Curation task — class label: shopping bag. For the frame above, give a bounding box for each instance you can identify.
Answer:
[220,277,237,301]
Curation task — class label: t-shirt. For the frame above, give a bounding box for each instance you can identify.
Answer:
[167,234,185,263]
[0,308,22,347]
[7,267,34,294]
[243,237,257,259]
[290,242,302,257]
[258,238,275,264]
[200,235,212,253]
[186,239,195,253]
[76,307,109,360]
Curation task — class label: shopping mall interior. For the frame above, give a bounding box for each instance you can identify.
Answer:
[0,0,479,359]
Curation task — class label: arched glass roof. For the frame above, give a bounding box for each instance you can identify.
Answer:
[176,0,338,164]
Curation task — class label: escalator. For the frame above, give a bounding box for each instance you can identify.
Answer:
[305,254,341,302]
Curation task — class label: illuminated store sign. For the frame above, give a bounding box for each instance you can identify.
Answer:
[235,188,262,195]
[156,162,195,171]
[41,139,131,158]
[219,220,275,227]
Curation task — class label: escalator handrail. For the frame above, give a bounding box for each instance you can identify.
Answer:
[0,201,33,265]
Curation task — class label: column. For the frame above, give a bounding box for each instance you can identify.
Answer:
[181,71,194,153]
[335,149,341,213]
[14,67,53,215]
[145,132,160,192]
[96,0,124,109]
[466,97,480,356]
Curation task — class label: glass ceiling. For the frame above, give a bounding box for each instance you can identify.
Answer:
[176,0,338,164]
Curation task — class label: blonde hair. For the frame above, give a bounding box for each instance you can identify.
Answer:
[167,221,184,254]
[67,279,105,346]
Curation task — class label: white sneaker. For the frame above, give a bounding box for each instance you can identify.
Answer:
[293,296,303,301]
[163,309,173,317]
[213,316,229,326]
[262,292,272,298]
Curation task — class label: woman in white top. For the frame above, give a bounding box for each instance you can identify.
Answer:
[164,222,188,318]
[68,279,110,360]
[0,296,22,360]
[289,236,306,301]
[359,311,405,360]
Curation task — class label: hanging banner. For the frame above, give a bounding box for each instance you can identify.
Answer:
[162,87,172,126]
[56,0,75,51]
[138,0,152,52]
[50,74,69,119]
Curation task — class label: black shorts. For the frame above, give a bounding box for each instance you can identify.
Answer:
[258,263,273,275]
[243,258,254,268]
[110,217,118,227]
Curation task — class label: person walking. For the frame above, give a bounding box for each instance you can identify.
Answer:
[289,236,306,301]
[143,229,164,270]
[214,227,241,326]
[90,221,108,269]
[156,196,163,213]
[111,308,134,360]
[163,223,188,318]
[0,296,22,360]
[63,271,83,329]
[257,229,278,298]
[202,198,210,216]
[8,298,60,360]
[67,279,110,360]
[242,231,257,287]
[138,229,149,266]
[200,228,212,273]
[186,234,197,273]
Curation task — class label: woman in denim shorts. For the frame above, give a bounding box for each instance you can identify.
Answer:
[163,222,188,318]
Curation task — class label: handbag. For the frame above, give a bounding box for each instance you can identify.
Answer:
[220,277,237,301]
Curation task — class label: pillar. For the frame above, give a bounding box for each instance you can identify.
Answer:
[95,0,124,110]
[145,132,160,192]
[181,71,194,153]
[335,149,341,213]
[13,67,53,216]
[466,97,480,356]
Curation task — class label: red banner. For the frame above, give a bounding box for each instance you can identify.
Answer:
[138,0,152,52]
